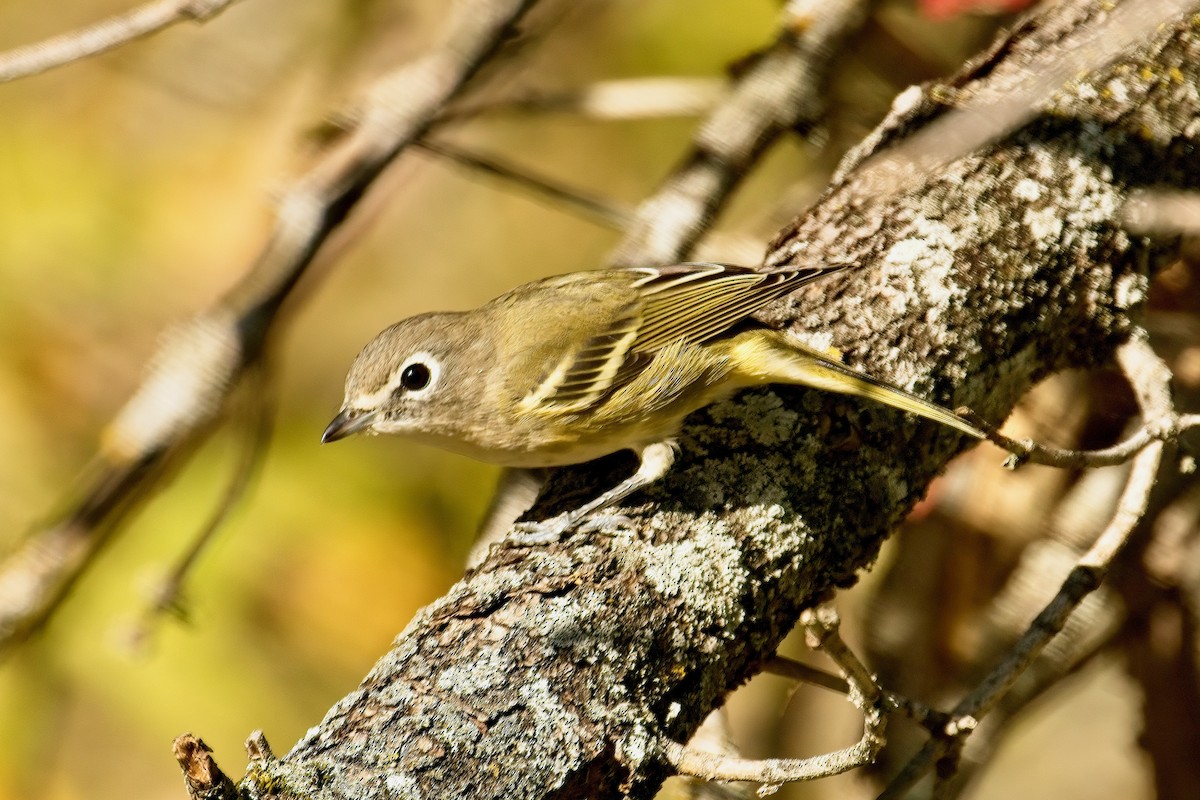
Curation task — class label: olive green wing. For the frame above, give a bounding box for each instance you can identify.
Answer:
[514,271,645,414]
[627,262,846,353]
[521,262,850,414]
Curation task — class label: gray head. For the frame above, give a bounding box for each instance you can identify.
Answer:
[322,311,490,445]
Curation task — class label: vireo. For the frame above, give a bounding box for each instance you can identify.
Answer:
[323,263,983,537]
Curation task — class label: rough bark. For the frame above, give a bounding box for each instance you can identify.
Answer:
[226,3,1199,799]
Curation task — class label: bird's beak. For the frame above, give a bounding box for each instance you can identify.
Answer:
[321,408,377,444]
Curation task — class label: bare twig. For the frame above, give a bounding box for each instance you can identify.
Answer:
[961,410,1169,470]
[959,328,1200,469]
[1122,189,1200,234]
[126,363,276,649]
[415,138,634,229]
[770,652,953,732]
[444,77,726,120]
[676,710,757,800]
[801,605,882,708]
[764,653,850,694]
[1118,333,1178,424]
[0,0,245,84]
[664,734,880,787]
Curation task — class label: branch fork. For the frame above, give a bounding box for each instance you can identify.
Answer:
[664,606,887,790]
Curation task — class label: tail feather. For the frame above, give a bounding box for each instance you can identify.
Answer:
[731,331,984,439]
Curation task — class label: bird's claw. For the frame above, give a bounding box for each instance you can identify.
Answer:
[577,513,635,535]
[508,511,635,547]
[509,516,573,546]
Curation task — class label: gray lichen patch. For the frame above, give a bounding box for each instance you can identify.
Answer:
[642,530,747,636]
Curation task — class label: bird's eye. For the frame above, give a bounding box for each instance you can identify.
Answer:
[400,363,431,391]
[390,352,440,400]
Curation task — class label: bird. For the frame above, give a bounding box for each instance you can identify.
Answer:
[322,262,983,539]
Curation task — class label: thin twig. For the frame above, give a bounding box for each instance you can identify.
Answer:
[126,361,276,649]
[961,409,1160,469]
[664,734,880,786]
[801,605,882,708]
[443,77,726,121]
[764,653,850,694]
[677,710,757,800]
[959,352,1199,470]
[0,0,244,84]
[415,138,634,229]
[1118,333,1178,425]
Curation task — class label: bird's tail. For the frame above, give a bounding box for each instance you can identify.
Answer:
[729,330,984,439]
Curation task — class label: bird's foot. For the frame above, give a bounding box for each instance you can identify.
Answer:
[509,516,574,547]
[508,512,634,547]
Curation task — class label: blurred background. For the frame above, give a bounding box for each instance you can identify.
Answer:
[0,1,1177,799]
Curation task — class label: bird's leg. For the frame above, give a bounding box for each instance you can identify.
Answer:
[468,467,548,567]
[510,440,678,545]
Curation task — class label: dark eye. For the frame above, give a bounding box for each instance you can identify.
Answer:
[400,363,432,392]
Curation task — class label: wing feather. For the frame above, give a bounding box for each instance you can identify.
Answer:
[631,263,847,351]
[525,262,851,413]
[521,304,642,412]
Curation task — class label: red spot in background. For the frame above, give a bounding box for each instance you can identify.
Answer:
[919,0,1035,20]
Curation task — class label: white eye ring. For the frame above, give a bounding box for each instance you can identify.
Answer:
[392,352,441,399]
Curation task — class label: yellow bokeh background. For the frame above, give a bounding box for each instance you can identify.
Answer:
[0,3,1154,800]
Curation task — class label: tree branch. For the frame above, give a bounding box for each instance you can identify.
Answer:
[0,0,245,83]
